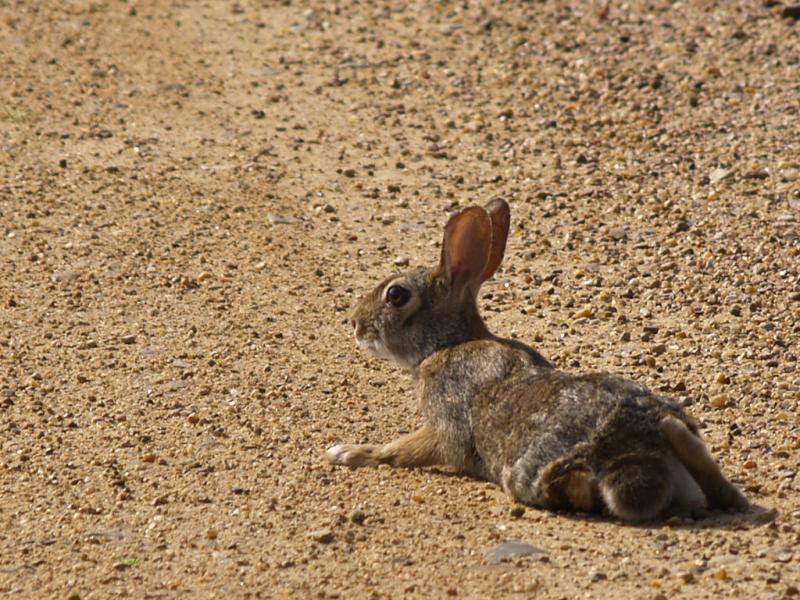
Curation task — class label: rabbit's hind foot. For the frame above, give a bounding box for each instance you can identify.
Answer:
[502,461,602,513]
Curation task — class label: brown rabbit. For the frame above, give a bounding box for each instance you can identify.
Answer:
[327,199,748,521]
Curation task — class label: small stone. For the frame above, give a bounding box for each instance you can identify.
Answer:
[197,271,213,282]
[142,453,157,463]
[609,226,627,241]
[620,331,631,342]
[743,459,757,469]
[677,570,695,584]
[152,495,168,506]
[349,509,366,525]
[770,546,793,563]
[710,394,729,408]
[782,5,800,20]
[709,168,731,185]
[713,568,728,581]
[743,168,769,180]
[590,570,607,582]
[380,214,396,225]
[785,585,799,597]
[52,270,80,283]
[231,486,249,495]
[308,528,335,544]
[394,256,409,267]
[171,359,191,369]
[574,306,593,319]
[483,541,544,564]
[268,214,302,225]
[206,529,218,540]
[715,372,729,384]
[782,168,799,182]
[674,220,691,233]
[342,168,356,178]
[730,304,742,316]
[121,334,136,345]
[651,343,667,356]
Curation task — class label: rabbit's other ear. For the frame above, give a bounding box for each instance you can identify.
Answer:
[482,198,510,282]
[441,206,493,297]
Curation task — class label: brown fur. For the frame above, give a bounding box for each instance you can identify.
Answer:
[327,200,748,522]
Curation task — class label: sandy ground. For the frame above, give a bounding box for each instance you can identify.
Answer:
[1,1,799,598]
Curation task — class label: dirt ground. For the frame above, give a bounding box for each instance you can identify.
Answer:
[1,0,799,598]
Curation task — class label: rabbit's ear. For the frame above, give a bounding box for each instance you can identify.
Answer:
[482,198,510,282]
[441,206,492,295]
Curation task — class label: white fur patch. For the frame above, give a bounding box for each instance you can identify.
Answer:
[666,455,706,510]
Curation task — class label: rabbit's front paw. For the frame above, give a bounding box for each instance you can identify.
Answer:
[325,443,380,467]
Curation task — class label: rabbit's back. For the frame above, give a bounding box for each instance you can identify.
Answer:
[469,360,690,485]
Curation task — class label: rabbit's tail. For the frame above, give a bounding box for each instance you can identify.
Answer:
[598,454,672,522]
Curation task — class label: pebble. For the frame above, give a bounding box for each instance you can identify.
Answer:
[709,393,729,408]
[483,541,544,564]
[52,270,80,283]
[308,528,335,544]
[380,214,396,225]
[609,226,627,241]
[207,529,218,540]
[651,343,667,356]
[121,334,136,345]
[782,5,800,20]
[393,256,409,267]
[709,167,730,185]
[349,509,366,525]
[268,214,302,225]
[573,306,593,319]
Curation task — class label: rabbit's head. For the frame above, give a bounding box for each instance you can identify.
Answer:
[350,199,510,369]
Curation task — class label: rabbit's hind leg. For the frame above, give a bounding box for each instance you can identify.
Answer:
[660,416,748,511]
[502,458,602,513]
[598,453,672,522]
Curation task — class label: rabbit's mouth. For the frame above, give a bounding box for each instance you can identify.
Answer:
[356,336,388,358]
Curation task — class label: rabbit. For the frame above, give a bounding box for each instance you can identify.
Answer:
[326,199,748,521]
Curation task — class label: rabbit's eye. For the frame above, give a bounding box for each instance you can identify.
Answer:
[386,285,411,307]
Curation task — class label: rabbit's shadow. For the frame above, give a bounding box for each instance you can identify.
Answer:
[560,503,778,531]
[424,466,777,531]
